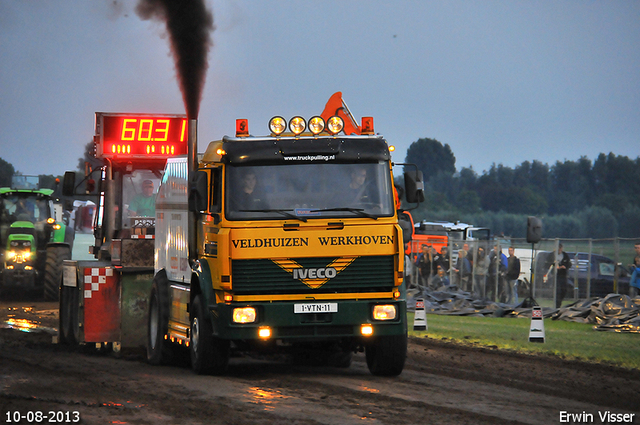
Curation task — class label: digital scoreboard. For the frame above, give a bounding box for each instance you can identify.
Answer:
[94,112,188,159]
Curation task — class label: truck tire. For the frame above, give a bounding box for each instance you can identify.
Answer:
[44,246,70,301]
[59,282,80,345]
[190,294,229,375]
[147,275,174,365]
[365,333,407,376]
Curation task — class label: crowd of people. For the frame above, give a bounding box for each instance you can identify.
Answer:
[409,242,521,304]
[408,241,640,306]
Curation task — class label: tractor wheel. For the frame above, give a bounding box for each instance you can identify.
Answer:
[44,246,71,301]
[59,280,80,345]
[190,294,229,375]
[147,273,174,365]
[365,332,407,376]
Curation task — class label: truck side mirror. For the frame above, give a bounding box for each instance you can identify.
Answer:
[62,172,76,197]
[404,170,425,204]
[189,171,208,212]
[398,211,414,245]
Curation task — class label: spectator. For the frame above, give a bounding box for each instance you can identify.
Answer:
[455,248,472,291]
[404,247,413,290]
[473,247,490,299]
[549,243,572,308]
[629,256,640,299]
[429,266,450,292]
[489,244,508,302]
[436,246,450,273]
[416,245,434,292]
[506,247,521,304]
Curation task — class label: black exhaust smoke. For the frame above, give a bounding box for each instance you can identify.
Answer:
[135,0,214,120]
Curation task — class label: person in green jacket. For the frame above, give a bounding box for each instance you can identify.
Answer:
[128,180,156,217]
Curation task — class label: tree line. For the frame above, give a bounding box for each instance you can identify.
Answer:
[0,157,60,191]
[403,138,640,239]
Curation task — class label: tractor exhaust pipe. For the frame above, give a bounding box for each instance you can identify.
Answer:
[188,118,198,262]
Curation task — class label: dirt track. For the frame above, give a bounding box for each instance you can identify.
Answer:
[1,301,639,425]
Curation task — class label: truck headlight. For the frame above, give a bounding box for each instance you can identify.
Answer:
[233,307,257,324]
[372,304,397,321]
[6,250,16,260]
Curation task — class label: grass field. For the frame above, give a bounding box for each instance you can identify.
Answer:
[408,311,640,370]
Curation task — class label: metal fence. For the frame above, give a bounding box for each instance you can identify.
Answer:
[406,237,640,308]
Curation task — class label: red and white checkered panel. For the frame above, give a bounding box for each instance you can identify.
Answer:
[82,267,120,343]
[84,267,114,298]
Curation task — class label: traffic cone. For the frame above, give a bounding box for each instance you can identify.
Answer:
[528,306,545,343]
[413,298,427,331]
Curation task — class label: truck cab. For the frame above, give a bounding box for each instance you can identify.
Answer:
[148,114,422,376]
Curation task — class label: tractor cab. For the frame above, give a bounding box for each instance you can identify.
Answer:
[0,176,70,298]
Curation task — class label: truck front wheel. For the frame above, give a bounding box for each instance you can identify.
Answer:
[147,280,173,365]
[190,295,229,375]
[365,333,407,376]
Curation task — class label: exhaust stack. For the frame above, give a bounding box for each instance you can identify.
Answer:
[188,118,198,262]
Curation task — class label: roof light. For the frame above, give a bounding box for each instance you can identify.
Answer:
[327,116,344,135]
[236,119,249,137]
[361,116,374,135]
[308,116,325,135]
[269,116,286,136]
[288,116,306,136]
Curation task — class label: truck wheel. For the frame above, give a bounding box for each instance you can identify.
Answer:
[59,283,80,345]
[190,294,229,375]
[147,277,174,365]
[365,333,407,376]
[44,246,70,301]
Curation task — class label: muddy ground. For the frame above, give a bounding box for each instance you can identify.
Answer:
[1,301,639,425]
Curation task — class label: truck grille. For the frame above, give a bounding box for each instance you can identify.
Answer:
[231,255,394,294]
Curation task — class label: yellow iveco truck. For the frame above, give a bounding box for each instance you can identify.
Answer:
[148,111,424,376]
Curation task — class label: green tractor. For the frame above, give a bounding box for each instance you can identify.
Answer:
[0,176,73,300]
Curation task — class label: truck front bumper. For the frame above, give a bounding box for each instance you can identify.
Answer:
[210,298,407,342]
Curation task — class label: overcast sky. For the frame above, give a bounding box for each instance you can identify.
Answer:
[1,0,639,177]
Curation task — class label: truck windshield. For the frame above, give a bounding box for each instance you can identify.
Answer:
[225,162,394,220]
[121,170,162,228]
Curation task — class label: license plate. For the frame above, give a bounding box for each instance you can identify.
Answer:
[294,303,338,314]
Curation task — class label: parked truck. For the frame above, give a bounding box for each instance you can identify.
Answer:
[59,104,423,377]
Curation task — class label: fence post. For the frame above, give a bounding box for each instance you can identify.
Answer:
[573,244,579,299]
[614,237,620,294]
[587,239,592,298]
[553,238,560,308]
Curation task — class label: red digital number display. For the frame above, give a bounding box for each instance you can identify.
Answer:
[96,113,188,159]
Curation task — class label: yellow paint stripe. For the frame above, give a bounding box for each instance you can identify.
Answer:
[232,291,395,302]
